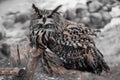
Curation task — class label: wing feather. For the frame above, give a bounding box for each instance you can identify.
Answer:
[50,23,110,74]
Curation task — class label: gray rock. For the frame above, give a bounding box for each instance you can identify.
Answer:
[0,28,5,40]
[80,16,91,26]
[76,3,87,10]
[89,12,104,28]
[101,11,111,24]
[75,3,89,23]
[76,8,89,18]
[110,6,120,18]
[0,43,10,61]
[2,15,15,29]
[102,4,112,12]
[0,18,6,40]
[63,9,76,21]
[0,32,3,40]
[1,43,10,57]
[98,0,115,5]
[87,0,103,12]
[96,23,120,65]
[15,12,31,23]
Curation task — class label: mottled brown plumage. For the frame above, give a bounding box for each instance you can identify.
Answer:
[29,4,110,75]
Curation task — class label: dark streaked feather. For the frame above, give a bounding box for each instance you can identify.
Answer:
[30,5,110,75]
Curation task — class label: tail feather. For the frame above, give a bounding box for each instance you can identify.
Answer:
[95,49,110,73]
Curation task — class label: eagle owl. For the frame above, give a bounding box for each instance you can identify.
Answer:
[29,4,110,74]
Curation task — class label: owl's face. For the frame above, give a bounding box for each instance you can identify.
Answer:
[31,4,62,31]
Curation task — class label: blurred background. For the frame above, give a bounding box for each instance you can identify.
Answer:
[0,0,120,80]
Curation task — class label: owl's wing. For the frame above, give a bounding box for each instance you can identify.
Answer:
[52,23,110,74]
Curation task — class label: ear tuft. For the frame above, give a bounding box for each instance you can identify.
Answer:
[32,4,41,17]
[53,5,62,12]
[50,5,62,15]
[32,4,39,12]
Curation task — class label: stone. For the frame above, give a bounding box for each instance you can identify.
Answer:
[0,29,4,40]
[95,23,120,66]
[89,12,104,28]
[101,18,120,32]
[103,4,112,12]
[63,9,76,21]
[76,8,89,18]
[76,3,87,10]
[5,22,26,38]
[0,43,10,60]
[87,0,103,12]
[2,15,15,29]
[101,11,111,24]
[80,17,91,26]
[98,0,115,5]
[0,18,6,40]
[75,3,88,18]
[110,6,120,18]
[15,12,31,23]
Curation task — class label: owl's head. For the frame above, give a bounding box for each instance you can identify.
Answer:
[31,4,63,31]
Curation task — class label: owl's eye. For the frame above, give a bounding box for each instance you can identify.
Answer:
[48,15,52,18]
[38,14,42,18]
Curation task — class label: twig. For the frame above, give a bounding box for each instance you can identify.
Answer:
[17,44,21,66]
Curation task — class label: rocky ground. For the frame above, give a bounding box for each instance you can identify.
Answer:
[0,0,120,80]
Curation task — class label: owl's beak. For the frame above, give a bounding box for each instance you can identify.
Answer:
[42,17,46,24]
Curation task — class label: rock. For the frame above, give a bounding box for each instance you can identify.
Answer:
[0,18,6,40]
[0,33,2,40]
[76,3,87,10]
[101,18,120,32]
[75,3,88,17]
[101,11,111,24]
[21,20,30,36]
[75,3,89,23]
[80,16,91,26]
[89,12,104,28]
[102,4,112,12]
[0,43,10,60]
[95,23,120,65]
[63,9,76,20]
[2,15,15,29]
[87,0,103,12]
[22,20,30,30]
[76,8,89,18]
[110,6,120,18]
[0,29,5,40]
[75,8,83,18]
[0,0,7,3]
[98,0,115,5]
[1,43,10,57]
[5,22,26,38]
[90,12,102,20]
[15,11,31,23]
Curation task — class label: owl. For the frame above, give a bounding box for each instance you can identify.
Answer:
[29,4,110,75]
